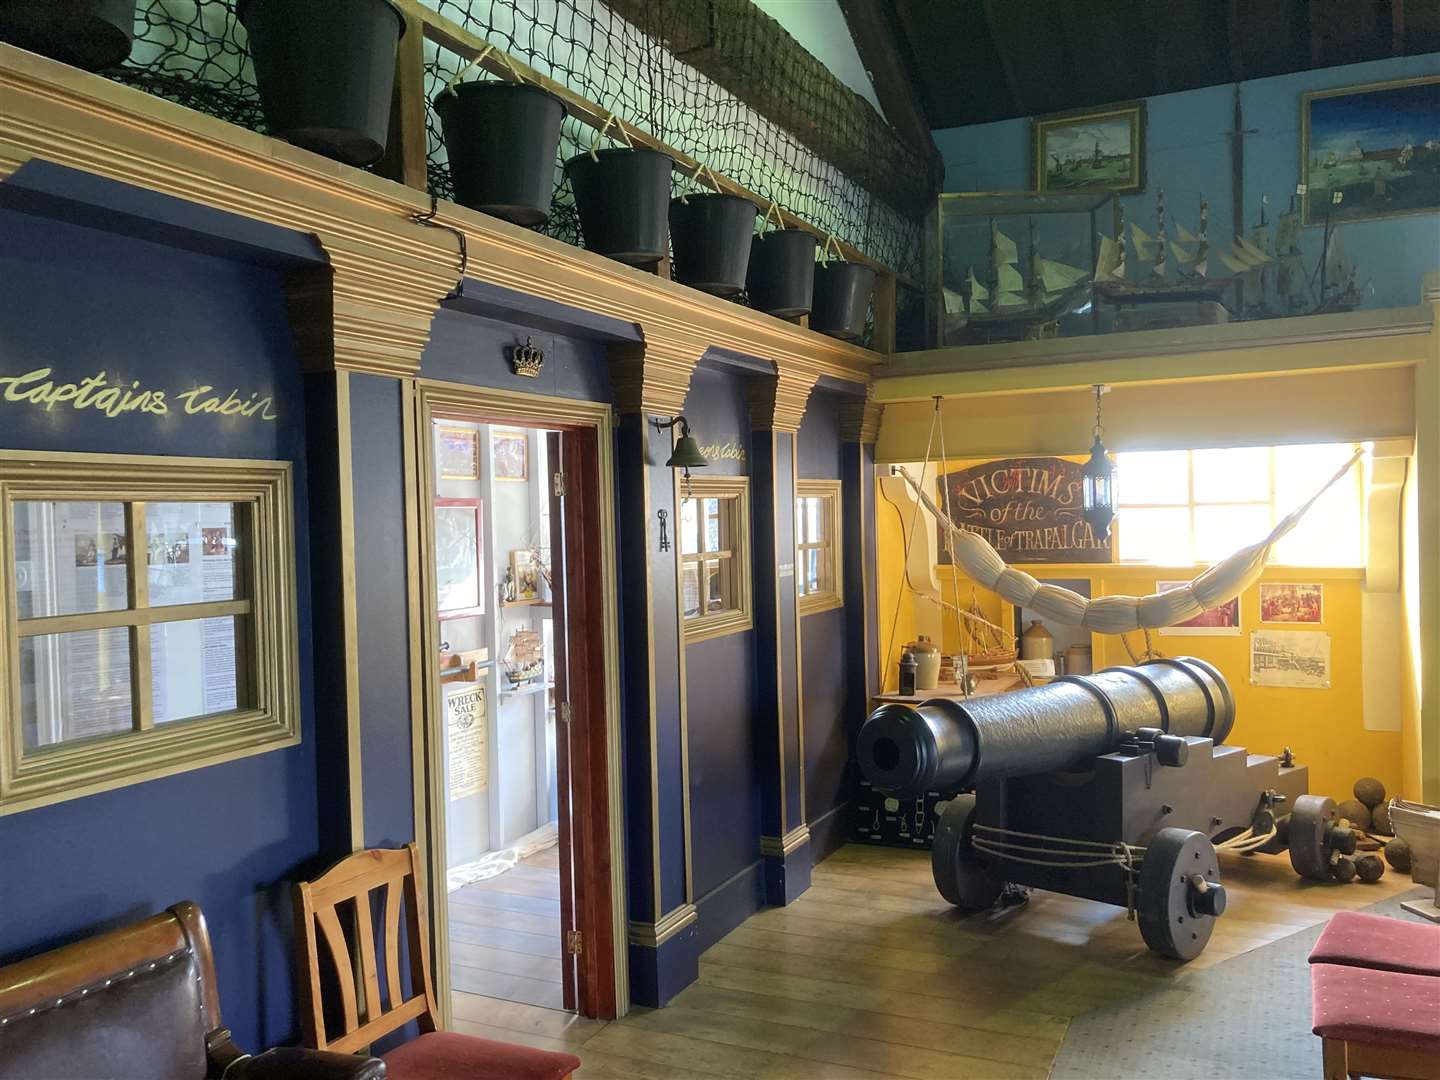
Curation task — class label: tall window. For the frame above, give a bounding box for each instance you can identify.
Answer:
[678,476,751,642]
[797,479,843,615]
[0,452,300,814]
[1115,443,1364,566]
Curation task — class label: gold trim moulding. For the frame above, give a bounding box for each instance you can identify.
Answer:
[627,903,698,948]
[760,825,812,859]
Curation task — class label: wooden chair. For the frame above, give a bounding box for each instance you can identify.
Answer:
[293,843,581,1080]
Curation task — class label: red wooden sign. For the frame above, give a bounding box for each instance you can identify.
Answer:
[937,456,1112,564]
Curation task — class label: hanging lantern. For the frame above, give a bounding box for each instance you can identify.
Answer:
[1081,384,1117,542]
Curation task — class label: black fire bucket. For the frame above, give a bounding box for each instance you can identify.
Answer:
[811,261,877,340]
[237,0,404,167]
[564,147,673,266]
[0,0,136,70]
[435,82,566,226]
[746,229,818,317]
[669,193,757,296]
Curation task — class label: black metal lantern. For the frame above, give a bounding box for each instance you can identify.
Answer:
[1081,384,1116,542]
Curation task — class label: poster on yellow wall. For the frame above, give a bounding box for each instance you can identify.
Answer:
[1155,580,1241,636]
[1251,630,1332,689]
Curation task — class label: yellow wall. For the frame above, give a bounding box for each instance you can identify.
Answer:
[877,487,1406,805]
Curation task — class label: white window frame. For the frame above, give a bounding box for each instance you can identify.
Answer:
[677,475,752,643]
[0,451,301,815]
[796,479,843,616]
[1115,444,1365,567]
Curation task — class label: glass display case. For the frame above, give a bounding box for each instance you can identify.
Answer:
[939,191,1117,346]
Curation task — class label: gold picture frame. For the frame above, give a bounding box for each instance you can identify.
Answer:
[1032,101,1146,195]
[491,428,528,482]
[436,425,480,480]
[1300,74,1440,225]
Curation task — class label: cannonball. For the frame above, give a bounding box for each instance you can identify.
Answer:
[1353,777,1386,808]
[1385,837,1412,873]
[1370,802,1392,837]
[1331,856,1358,883]
[1355,854,1385,883]
[1336,799,1372,832]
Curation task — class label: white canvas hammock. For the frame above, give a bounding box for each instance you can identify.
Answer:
[895,446,1362,633]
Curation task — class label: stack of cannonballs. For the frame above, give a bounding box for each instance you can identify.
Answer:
[1333,777,1408,883]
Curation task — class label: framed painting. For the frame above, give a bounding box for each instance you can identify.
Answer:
[510,549,541,602]
[1032,102,1145,195]
[1155,580,1241,636]
[1302,75,1440,224]
[434,497,484,619]
[1259,582,1323,624]
[436,425,480,480]
[492,428,528,482]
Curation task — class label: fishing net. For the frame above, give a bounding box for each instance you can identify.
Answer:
[103,1,927,340]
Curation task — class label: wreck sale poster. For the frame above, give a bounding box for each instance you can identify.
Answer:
[938,457,1112,564]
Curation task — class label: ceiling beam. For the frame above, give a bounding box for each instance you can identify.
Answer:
[1226,0,1247,82]
[1393,0,1407,53]
[835,0,936,154]
[1309,0,1325,67]
[980,0,1027,118]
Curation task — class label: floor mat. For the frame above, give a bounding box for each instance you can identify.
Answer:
[1049,886,1430,1080]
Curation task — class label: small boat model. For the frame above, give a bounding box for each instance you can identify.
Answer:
[502,627,544,687]
[1093,190,1240,306]
[952,218,1091,343]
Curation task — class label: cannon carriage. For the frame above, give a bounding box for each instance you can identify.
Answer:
[856,658,1354,959]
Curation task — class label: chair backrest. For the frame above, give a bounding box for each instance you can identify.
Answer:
[293,843,440,1053]
[0,902,222,1080]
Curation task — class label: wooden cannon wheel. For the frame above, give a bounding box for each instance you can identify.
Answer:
[932,794,1006,911]
[1137,827,1226,961]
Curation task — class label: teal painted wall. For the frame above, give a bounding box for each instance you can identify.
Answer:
[934,54,1440,311]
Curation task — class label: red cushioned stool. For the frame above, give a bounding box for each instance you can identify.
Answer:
[293,845,581,1079]
[1311,963,1440,1079]
[1310,911,1440,977]
[382,1031,579,1080]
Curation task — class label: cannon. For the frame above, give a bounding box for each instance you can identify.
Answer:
[857,658,1353,960]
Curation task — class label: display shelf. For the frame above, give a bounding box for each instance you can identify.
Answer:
[499,681,554,699]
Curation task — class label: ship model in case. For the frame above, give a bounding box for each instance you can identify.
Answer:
[502,626,544,688]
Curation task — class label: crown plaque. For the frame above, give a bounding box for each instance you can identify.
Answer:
[509,337,544,378]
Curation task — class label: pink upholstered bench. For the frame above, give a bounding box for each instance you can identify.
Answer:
[382,1031,580,1080]
[1310,911,1440,977]
[1311,963,1440,1080]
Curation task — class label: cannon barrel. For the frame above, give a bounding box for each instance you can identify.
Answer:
[857,657,1234,797]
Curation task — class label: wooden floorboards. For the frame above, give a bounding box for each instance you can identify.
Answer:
[449,842,1413,1079]
[449,847,564,1010]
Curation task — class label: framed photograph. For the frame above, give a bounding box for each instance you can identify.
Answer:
[1260,582,1323,624]
[434,498,484,619]
[436,425,480,480]
[1252,630,1331,689]
[492,429,528,482]
[1155,580,1241,636]
[1302,75,1440,224]
[1032,102,1145,195]
[510,549,541,602]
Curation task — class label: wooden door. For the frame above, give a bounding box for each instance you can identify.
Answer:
[546,432,578,1011]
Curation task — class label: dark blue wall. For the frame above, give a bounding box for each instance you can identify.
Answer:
[0,207,320,1051]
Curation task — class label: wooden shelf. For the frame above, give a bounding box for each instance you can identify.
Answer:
[499,681,554,699]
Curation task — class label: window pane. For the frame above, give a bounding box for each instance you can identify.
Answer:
[147,502,239,606]
[1274,444,1363,565]
[12,501,130,619]
[681,561,701,617]
[704,499,722,552]
[20,628,133,749]
[1117,507,1193,564]
[1193,447,1270,503]
[703,558,726,612]
[1115,451,1188,506]
[1194,504,1273,563]
[802,548,823,595]
[799,497,825,544]
[679,498,699,555]
[151,617,243,722]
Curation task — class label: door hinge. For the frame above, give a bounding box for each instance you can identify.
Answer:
[553,471,567,497]
[559,702,573,724]
[566,930,583,955]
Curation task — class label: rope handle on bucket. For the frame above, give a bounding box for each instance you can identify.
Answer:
[820,233,845,264]
[678,161,723,204]
[589,112,636,160]
[760,200,786,232]
[442,43,530,97]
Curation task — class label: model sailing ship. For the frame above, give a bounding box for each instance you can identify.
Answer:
[946,218,1091,342]
[1092,190,1244,304]
[502,626,544,688]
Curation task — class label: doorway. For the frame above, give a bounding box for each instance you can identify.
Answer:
[412,383,625,1024]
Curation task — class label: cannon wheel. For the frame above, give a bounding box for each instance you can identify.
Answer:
[1137,828,1222,961]
[1288,795,1337,881]
[932,795,1005,911]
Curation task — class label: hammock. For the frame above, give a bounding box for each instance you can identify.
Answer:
[893,444,1363,633]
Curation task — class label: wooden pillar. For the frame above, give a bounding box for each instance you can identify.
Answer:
[607,334,705,1005]
[748,369,818,904]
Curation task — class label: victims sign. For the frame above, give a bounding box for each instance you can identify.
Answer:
[938,456,1111,564]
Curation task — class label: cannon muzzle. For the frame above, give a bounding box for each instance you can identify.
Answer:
[858,657,1234,797]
